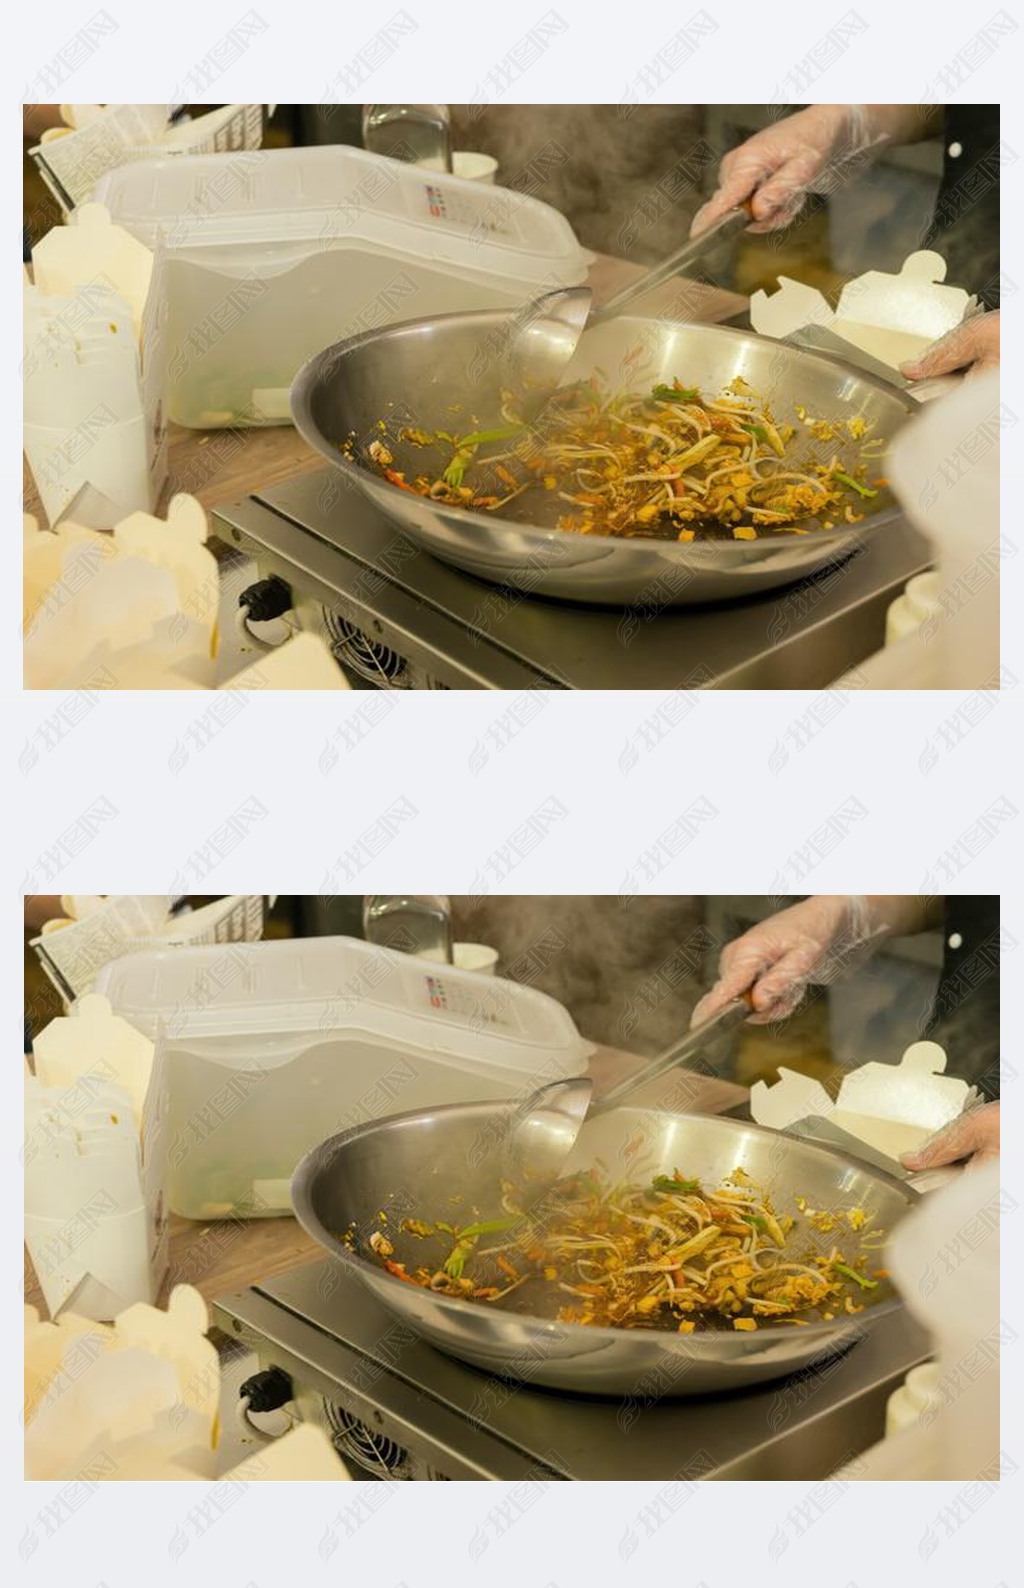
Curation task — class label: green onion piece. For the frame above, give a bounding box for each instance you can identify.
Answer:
[742,423,768,441]
[442,424,526,489]
[457,423,526,448]
[834,470,879,500]
[833,1261,879,1290]
[742,1215,768,1232]
[650,1174,701,1195]
[442,1215,520,1279]
[651,383,700,404]
[443,1241,473,1279]
[455,1217,520,1240]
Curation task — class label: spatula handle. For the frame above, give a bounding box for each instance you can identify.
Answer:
[589,205,751,327]
[592,996,751,1114]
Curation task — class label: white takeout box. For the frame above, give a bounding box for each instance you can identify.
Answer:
[749,1040,972,1165]
[25,995,169,1320]
[32,203,154,331]
[750,250,972,375]
[24,210,168,526]
[29,894,267,1003]
[25,1280,351,1478]
[30,103,268,212]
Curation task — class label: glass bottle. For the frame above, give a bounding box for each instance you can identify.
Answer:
[362,895,453,962]
[362,105,452,172]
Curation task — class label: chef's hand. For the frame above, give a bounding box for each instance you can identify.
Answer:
[901,1102,1000,1172]
[691,896,878,1027]
[901,312,1000,380]
[691,105,875,236]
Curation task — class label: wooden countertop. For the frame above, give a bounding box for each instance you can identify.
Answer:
[24,256,746,526]
[25,1045,747,1315]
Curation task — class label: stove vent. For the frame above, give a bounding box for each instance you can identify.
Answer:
[321,1402,411,1477]
[322,611,411,688]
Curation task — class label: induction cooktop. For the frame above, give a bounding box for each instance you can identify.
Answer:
[212,469,933,691]
[213,1258,931,1481]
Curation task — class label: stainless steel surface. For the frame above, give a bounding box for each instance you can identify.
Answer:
[785,1115,912,1180]
[212,471,934,689]
[362,105,452,172]
[502,1076,593,1199]
[290,311,918,606]
[291,1102,920,1396]
[506,286,592,417]
[214,1258,933,1479]
[783,324,911,388]
[505,999,751,1199]
[363,895,453,963]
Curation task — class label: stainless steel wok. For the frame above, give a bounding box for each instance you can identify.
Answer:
[292,1102,919,1397]
[290,311,918,607]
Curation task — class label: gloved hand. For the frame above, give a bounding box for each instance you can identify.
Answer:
[901,1102,1000,1172]
[691,105,877,236]
[901,312,1000,380]
[691,896,880,1026]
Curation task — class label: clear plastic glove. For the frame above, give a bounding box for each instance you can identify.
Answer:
[691,105,876,236]
[901,1102,1000,1172]
[691,896,879,1026]
[901,312,1000,380]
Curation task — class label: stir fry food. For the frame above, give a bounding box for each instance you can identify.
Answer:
[358,1165,888,1333]
[354,374,888,543]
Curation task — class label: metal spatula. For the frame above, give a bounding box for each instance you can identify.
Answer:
[508,203,753,416]
[503,996,752,1204]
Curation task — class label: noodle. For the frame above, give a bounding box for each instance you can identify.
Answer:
[353,374,886,544]
[360,1166,886,1333]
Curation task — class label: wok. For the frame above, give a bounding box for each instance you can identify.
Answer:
[292,1102,919,1397]
[290,311,918,607]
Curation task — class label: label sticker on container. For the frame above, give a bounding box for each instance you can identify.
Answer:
[422,181,516,241]
[419,971,520,1032]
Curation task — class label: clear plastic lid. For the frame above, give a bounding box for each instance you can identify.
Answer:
[94,935,590,1075]
[94,145,590,288]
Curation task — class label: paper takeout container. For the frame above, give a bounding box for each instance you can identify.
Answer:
[30,103,269,213]
[749,1039,972,1168]
[750,250,973,379]
[24,205,168,526]
[29,894,268,1004]
[25,994,168,1320]
[25,1281,351,1478]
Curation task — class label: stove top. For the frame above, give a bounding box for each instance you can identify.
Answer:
[212,470,933,691]
[213,1259,931,1481]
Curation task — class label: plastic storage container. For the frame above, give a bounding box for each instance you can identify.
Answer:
[95,936,591,1219]
[94,146,590,429]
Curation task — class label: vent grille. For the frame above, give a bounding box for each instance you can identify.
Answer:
[321,1403,411,1476]
[322,609,410,687]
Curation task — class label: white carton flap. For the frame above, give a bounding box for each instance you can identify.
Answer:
[751,251,972,374]
[750,1040,971,1166]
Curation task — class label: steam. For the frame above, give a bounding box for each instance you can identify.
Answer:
[449,105,714,265]
[451,894,709,1055]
